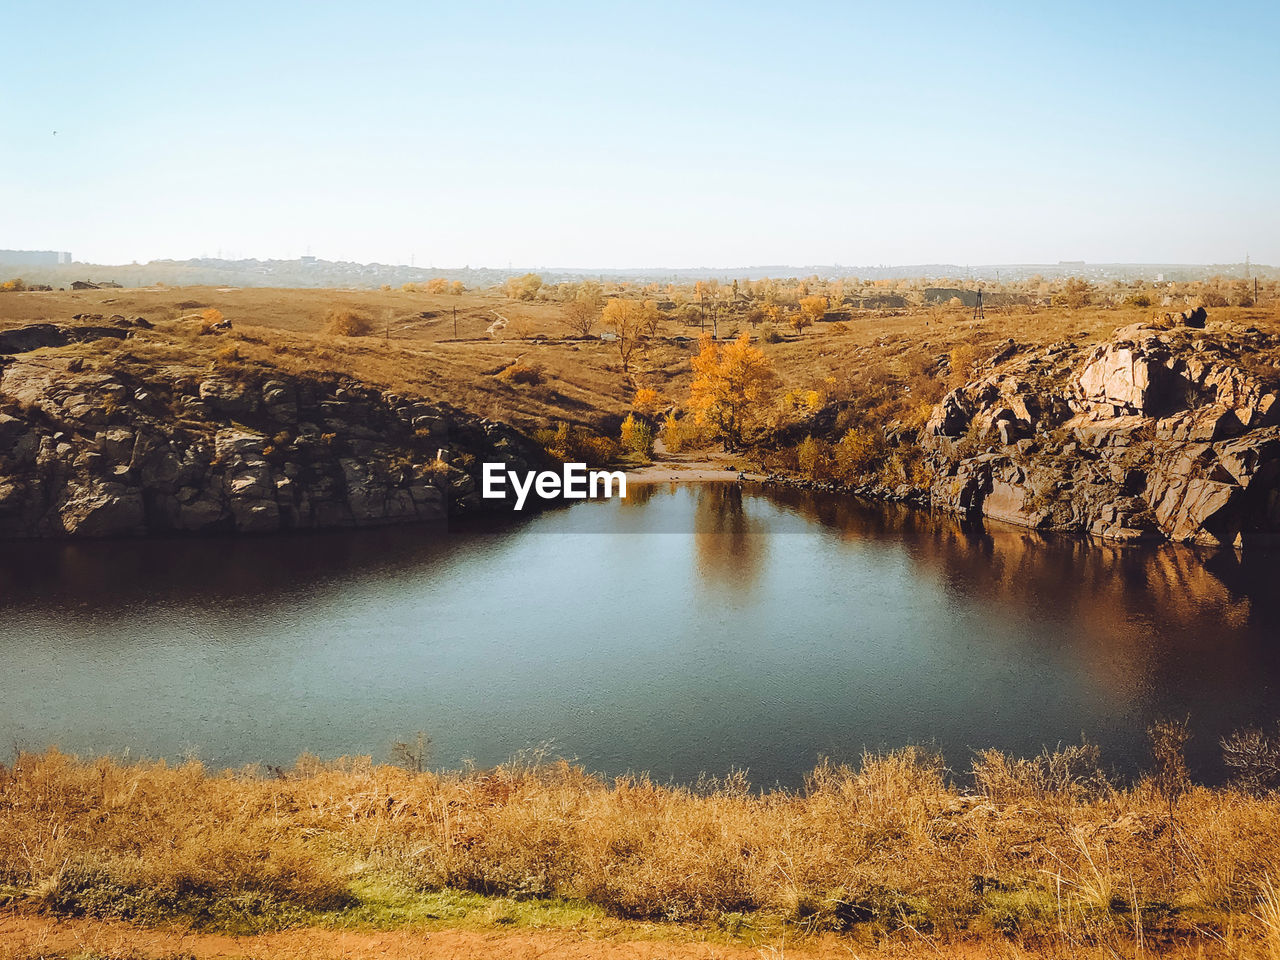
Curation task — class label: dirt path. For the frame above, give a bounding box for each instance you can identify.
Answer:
[0,911,901,960]
[625,442,760,484]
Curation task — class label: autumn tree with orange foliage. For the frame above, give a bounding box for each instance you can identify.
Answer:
[688,333,777,450]
[798,295,827,328]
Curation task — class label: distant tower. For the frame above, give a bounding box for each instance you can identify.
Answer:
[1245,253,1251,280]
[973,287,985,320]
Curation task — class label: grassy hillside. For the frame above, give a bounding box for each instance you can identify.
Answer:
[3,284,1277,443]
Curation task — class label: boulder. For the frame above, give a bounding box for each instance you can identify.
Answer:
[59,481,146,537]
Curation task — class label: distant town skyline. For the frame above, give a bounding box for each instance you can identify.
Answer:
[5,1,1278,267]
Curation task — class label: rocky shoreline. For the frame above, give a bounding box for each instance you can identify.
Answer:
[773,312,1280,548]
[5,311,1280,550]
[0,339,549,539]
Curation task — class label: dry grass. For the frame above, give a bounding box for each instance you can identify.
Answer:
[2,285,1278,442]
[1,746,1277,955]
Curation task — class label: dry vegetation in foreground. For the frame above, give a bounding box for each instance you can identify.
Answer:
[1,743,1279,958]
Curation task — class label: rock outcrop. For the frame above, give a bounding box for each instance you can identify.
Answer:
[920,317,1280,546]
[0,338,549,538]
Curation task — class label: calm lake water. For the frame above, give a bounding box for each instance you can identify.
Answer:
[1,483,1277,787]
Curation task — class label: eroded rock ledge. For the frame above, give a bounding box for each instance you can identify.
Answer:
[0,348,548,538]
[921,317,1280,546]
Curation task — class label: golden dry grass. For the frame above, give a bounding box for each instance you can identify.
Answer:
[2,286,1278,444]
[1,747,1277,956]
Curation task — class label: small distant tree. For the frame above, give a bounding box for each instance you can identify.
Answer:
[640,299,663,338]
[505,273,543,301]
[799,295,827,327]
[448,280,465,295]
[427,277,449,294]
[788,310,813,335]
[602,298,647,373]
[1056,277,1094,309]
[563,298,600,337]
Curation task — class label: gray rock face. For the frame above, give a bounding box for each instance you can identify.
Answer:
[0,354,550,539]
[917,317,1280,546]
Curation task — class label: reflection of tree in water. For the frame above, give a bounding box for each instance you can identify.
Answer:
[619,482,662,509]
[692,483,766,589]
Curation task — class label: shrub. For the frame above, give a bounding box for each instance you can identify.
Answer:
[324,309,374,337]
[1221,724,1280,796]
[760,324,784,344]
[632,387,661,416]
[620,414,654,458]
[496,363,543,386]
[833,427,885,479]
[534,423,618,466]
[198,307,226,335]
[660,412,709,453]
[796,436,828,479]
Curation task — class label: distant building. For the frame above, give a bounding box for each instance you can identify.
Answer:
[70,280,99,290]
[0,249,72,266]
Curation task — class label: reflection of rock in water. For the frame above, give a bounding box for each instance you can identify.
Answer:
[693,484,766,590]
[0,524,457,613]
[762,485,1280,734]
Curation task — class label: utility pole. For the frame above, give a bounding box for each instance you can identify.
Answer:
[453,306,457,339]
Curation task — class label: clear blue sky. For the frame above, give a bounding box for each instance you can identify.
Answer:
[3,0,1277,267]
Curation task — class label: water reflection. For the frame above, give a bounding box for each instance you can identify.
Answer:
[763,487,1280,773]
[0,485,1275,784]
[692,485,767,590]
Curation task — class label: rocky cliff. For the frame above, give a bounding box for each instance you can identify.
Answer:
[919,313,1280,546]
[0,329,549,538]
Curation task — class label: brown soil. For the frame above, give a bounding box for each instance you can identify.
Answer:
[0,911,1224,960]
[0,911,936,960]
